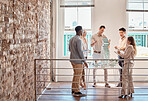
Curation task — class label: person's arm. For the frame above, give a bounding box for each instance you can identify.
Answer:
[86,39,89,50]
[69,39,71,52]
[103,34,107,38]
[77,39,85,59]
[118,46,133,58]
[77,39,88,67]
[91,36,97,47]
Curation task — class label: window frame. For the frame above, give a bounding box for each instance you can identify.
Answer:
[62,7,93,57]
[127,0,148,57]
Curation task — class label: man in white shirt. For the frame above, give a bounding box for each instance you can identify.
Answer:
[115,27,127,87]
[91,25,110,88]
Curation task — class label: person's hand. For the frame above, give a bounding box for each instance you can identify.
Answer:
[117,50,120,54]
[115,46,118,49]
[84,62,88,68]
[108,45,110,49]
[120,48,125,51]
[109,39,111,43]
[94,41,97,44]
[91,40,97,47]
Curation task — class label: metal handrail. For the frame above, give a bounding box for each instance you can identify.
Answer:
[34,58,148,101]
[36,81,148,83]
[36,74,148,76]
[35,58,148,61]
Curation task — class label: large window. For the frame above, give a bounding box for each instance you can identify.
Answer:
[65,7,91,29]
[128,32,148,56]
[64,31,92,56]
[63,7,92,56]
[127,0,148,57]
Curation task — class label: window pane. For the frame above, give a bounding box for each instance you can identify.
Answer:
[144,13,148,29]
[65,7,91,29]
[64,31,92,56]
[128,32,148,57]
[65,8,77,29]
[127,3,143,10]
[144,3,148,10]
[128,0,144,2]
[61,0,94,6]
[128,0,148,3]
[78,7,91,29]
[128,12,144,29]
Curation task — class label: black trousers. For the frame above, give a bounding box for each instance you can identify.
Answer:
[118,56,124,82]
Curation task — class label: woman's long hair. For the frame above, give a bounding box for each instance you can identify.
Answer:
[128,36,137,56]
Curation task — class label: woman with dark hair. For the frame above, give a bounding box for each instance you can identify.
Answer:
[117,36,137,98]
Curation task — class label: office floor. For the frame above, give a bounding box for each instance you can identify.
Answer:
[38,82,148,101]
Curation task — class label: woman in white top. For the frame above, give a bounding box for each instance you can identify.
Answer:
[117,36,137,98]
[81,30,89,58]
[80,30,89,90]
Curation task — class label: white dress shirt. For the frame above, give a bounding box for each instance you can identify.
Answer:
[118,36,127,50]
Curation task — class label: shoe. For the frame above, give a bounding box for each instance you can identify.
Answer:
[73,92,86,97]
[124,95,128,98]
[105,83,111,88]
[118,95,124,98]
[116,83,122,87]
[130,93,133,97]
[84,85,86,90]
[92,83,96,87]
[74,92,82,94]
[129,93,133,97]
[72,91,75,94]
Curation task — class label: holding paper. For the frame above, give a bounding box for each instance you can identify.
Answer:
[114,28,127,87]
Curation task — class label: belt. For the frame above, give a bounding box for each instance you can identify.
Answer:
[94,51,101,53]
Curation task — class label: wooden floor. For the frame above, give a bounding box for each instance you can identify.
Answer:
[38,82,148,101]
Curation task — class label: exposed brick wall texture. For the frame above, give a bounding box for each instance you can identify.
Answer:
[0,0,51,101]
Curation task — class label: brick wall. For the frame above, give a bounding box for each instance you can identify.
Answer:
[0,0,51,101]
[35,0,51,98]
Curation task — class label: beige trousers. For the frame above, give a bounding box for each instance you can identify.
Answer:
[121,63,134,95]
[80,64,85,84]
[71,63,83,92]
[93,61,108,84]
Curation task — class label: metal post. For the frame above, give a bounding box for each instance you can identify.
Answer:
[127,59,130,100]
[34,59,37,101]
[86,64,88,96]
[50,0,54,81]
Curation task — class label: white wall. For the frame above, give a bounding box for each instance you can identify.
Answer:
[56,0,148,82]
[92,0,127,58]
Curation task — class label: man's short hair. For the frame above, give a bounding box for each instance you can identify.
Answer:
[119,27,126,32]
[100,25,105,29]
[75,26,82,33]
